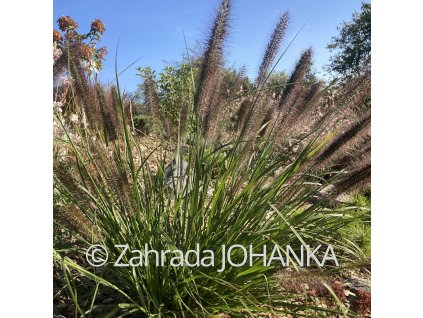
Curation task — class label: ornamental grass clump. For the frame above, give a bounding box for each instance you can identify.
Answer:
[53,0,370,316]
[54,111,363,316]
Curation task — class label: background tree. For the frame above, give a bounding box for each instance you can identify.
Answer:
[265,71,288,100]
[327,3,371,78]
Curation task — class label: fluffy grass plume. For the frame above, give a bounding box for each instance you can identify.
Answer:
[194,0,231,137]
[256,11,290,86]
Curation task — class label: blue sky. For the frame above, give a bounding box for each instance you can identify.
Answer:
[54,0,367,92]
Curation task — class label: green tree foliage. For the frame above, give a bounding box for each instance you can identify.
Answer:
[136,64,197,138]
[157,64,194,123]
[327,3,371,77]
[137,61,252,138]
[266,71,288,99]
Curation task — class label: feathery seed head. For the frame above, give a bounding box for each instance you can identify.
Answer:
[194,0,231,120]
[256,11,290,85]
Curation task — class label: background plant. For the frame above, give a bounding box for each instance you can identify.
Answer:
[136,63,195,139]
[326,3,371,78]
[54,16,108,79]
